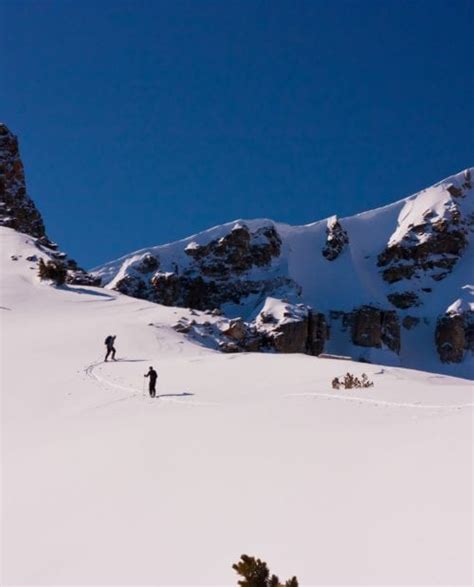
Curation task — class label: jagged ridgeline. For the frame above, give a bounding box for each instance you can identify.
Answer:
[0,123,100,286]
[94,167,474,368]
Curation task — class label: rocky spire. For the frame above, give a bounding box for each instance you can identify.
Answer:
[0,123,101,287]
[0,123,46,238]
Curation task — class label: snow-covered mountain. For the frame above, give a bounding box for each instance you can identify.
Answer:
[94,168,474,376]
[1,125,473,584]
[2,203,473,586]
[1,122,472,375]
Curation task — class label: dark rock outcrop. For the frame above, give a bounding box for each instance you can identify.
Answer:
[387,291,420,309]
[150,272,218,310]
[185,223,281,274]
[255,300,328,355]
[0,123,46,238]
[322,216,349,261]
[175,298,329,356]
[65,267,102,286]
[270,318,309,353]
[307,311,328,356]
[112,222,299,312]
[134,253,160,274]
[465,311,474,352]
[348,305,400,354]
[402,316,420,330]
[435,308,474,363]
[221,318,248,341]
[378,185,472,285]
[435,314,466,363]
[1,123,100,286]
[115,274,148,298]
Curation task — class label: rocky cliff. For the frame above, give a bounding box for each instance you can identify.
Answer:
[0,124,100,286]
[0,123,46,238]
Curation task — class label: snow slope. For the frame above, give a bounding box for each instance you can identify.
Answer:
[2,227,473,585]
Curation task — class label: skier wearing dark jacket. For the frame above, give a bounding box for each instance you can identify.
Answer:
[104,335,117,361]
[144,366,158,398]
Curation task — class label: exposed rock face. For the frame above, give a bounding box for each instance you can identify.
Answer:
[270,318,309,353]
[465,311,474,352]
[172,297,329,356]
[113,222,300,311]
[322,216,349,261]
[149,272,296,311]
[378,174,473,285]
[307,311,328,356]
[134,253,160,274]
[435,308,474,363]
[402,315,420,330]
[0,123,100,287]
[350,305,400,353]
[380,311,401,354]
[351,306,381,348]
[435,314,466,363]
[255,299,328,355]
[0,123,46,238]
[65,266,102,287]
[387,291,420,309]
[221,318,248,341]
[114,274,148,298]
[185,223,282,274]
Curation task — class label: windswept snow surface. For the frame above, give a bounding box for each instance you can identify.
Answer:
[1,227,473,585]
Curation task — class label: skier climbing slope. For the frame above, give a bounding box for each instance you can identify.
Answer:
[104,334,117,361]
[144,366,158,397]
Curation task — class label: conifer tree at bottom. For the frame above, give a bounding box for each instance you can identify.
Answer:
[232,554,298,587]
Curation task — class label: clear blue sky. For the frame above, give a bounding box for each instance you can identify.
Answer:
[2,0,472,268]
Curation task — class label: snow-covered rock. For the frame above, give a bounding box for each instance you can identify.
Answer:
[112,222,300,312]
[377,169,473,288]
[435,302,474,363]
[254,297,328,354]
[322,215,349,260]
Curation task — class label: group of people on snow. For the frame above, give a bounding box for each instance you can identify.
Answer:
[104,335,158,398]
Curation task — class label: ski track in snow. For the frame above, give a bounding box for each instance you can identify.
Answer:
[83,359,218,409]
[83,359,474,414]
[288,391,474,411]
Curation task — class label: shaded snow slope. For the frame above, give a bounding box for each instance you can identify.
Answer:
[2,227,473,585]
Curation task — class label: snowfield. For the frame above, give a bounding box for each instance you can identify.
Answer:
[1,227,473,586]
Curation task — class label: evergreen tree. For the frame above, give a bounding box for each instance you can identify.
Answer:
[38,258,67,286]
[232,555,298,587]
